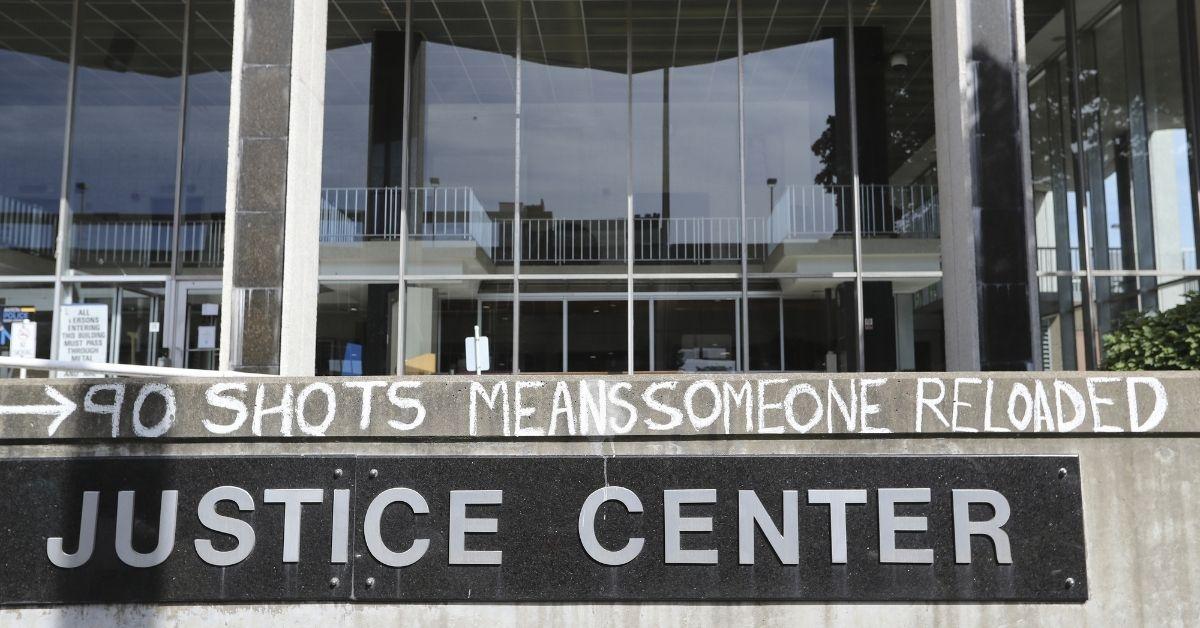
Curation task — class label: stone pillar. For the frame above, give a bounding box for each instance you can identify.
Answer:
[219,0,326,375]
[932,0,1040,371]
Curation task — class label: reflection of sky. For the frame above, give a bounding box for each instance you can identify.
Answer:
[1,48,230,219]
[407,39,839,221]
[322,43,371,188]
[182,69,232,217]
[419,44,514,209]
[0,51,69,208]
[744,39,837,217]
[68,64,209,217]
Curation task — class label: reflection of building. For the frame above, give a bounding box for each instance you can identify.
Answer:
[2,1,1199,376]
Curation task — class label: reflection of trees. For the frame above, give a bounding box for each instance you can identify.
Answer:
[811,114,838,190]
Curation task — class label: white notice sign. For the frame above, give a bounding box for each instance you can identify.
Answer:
[57,304,108,378]
[196,325,217,349]
[465,335,490,373]
[9,320,36,359]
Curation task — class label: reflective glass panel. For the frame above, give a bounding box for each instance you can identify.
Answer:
[320,1,397,275]
[520,0,628,271]
[68,1,186,273]
[405,279,513,374]
[179,0,234,274]
[316,282,396,376]
[407,0,517,275]
[851,0,940,273]
[0,1,72,276]
[744,0,851,274]
[632,0,740,273]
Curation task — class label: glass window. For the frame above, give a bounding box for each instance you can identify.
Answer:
[0,1,72,276]
[632,0,741,274]
[744,1,852,274]
[517,279,629,373]
[1078,9,1136,282]
[65,282,165,366]
[518,299,562,373]
[314,0,962,375]
[316,282,396,376]
[1140,0,1198,277]
[877,279,945,372]
[179,0,234,274]
[0,283,56,376]
[319,4,396,276]
[520,0,628,272]
[68,1,186,273]
[404,279,513,374]
[780,279,857,373]
[747,297,781,371]
[407,0,517,276]
[851,0,939,273]
[635,280,741,372]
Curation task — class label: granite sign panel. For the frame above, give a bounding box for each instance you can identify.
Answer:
[0,455,1086,604]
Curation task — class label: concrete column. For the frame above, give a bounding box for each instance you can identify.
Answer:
[932,0,1040,371]
[219,0,326,375]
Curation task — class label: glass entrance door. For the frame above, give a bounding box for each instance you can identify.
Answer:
[170,281,221,370]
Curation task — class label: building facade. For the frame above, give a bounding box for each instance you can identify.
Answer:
[1,0,1197,376]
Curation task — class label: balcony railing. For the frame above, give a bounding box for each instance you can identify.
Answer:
[1036,246,1198,298]
[769,184,939,241]
[0,195,225,269]
[0,196,57,258]
[318,184,941,266]
[0,183,942,270]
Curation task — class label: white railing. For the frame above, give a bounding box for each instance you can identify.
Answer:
[70,218,175,267]
[411,186,496,252]
[0,195,57,256]
[0,195,225,268]
[1036,246,1198,296]
[318,184,940,266]
[770,184,940,242]
[320,187,401,241]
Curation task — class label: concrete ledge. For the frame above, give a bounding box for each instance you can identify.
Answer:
[0,372,1194,441]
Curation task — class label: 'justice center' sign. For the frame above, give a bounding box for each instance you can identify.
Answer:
[0,455,1086,604]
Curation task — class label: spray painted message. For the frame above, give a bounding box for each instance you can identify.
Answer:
[0,373,1187,440]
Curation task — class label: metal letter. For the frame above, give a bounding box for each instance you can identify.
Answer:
[364,487,430,568]
[449,490,502,565]
[663,489,717,564]
[808,489,867,564]
[952,489,1012,564]
[578,486,644,566]
[878,488,933,564]
[47,491,99,568]
[331,488,350,564]
[194,486,256,567]
[738,490,798,565]
[116,490,179,568]
[262,488,323,563]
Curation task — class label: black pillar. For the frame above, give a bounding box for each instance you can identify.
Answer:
[933,0,1040,370]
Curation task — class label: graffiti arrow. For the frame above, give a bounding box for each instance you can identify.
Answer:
[0,386,77,435]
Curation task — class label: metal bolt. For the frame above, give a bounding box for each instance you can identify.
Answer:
[369,468,379,478]
[1058,468,1068,479]
[1064,577,1076,590]
[334,468,343,479]
[329,577,340,588]
[365,577,376,589]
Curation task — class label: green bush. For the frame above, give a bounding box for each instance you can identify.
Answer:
[1103,291,1200,370]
